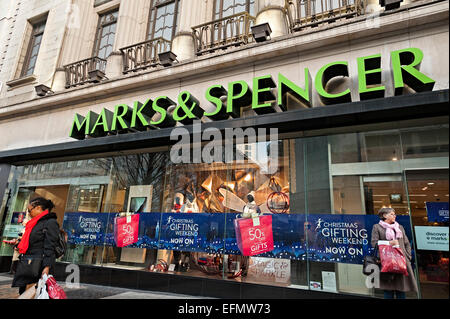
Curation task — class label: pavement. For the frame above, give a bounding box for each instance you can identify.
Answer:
[0,273,211,299]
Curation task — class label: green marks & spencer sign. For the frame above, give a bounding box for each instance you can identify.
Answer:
[70,47,435,140]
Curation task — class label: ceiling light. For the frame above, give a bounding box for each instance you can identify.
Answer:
[427,182,435,185]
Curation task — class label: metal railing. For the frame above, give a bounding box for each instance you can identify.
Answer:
[120,37,172,74]
[192,12,256,56]
[286,0,365,31]
[64,57,107,88]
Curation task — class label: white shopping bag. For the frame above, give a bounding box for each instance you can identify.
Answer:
[35,274,49,299]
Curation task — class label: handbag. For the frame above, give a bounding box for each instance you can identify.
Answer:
[363,244,380,275]
[15,255,43,279]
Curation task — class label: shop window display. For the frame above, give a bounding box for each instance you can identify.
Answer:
[1,125,447,298]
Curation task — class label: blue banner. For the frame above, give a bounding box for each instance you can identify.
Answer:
[306,214,413,264]
[63,212,110,246]
[158,213,225,253]
[426,202,449,222]
[62,212,413,265]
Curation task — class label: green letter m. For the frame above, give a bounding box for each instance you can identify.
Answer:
[69,111,99,140]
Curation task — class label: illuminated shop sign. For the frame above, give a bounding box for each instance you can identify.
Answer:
[69,47,435,140]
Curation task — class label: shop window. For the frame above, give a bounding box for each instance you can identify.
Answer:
[93,9,119,60]
[1,125,447,299]
[147,0,179,42]
[20,18,47,77]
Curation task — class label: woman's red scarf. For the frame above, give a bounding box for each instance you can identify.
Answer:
[17,210,49,254]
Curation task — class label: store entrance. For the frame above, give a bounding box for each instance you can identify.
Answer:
[14,185,69,227]
[406,169,449,299]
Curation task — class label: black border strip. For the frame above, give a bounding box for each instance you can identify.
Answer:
[0,90,448,164]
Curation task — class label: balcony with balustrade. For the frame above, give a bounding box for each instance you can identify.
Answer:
[192,12,256,56]
[286,0,366,32]
[63,57,107,88]
[120,37,172,74]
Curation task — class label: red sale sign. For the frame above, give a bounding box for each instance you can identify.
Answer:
[114,214,140,247]
[234,215,274,256]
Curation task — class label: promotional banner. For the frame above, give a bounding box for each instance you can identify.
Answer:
[414,226,449,251]
[426,202,449,223]
[114,214,140,247]
[306,214,413,264]
[63,212,110,246]
[63,212,413,265]
[158,213,225,253]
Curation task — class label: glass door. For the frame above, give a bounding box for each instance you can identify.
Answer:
[406,169,449,299]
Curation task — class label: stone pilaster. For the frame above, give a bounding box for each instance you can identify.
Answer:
[52,67,66,91]
[114,0,150,50]
[105,50,123,79]
[171,0,205,62]
[255,0,289,38]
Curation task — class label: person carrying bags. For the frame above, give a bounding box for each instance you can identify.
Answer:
[11,197,60,297]
[371,207,418,299]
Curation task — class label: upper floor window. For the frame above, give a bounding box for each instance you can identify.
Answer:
[214,0,255,20]
[147,0,179,42]
[94,0,113,7]
[21,19,46,77]
[93,9,119,59]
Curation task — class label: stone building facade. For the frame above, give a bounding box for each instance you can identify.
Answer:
[0,0,448,299]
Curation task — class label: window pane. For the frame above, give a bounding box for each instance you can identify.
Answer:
[216,0,255,19]
[21,20,46,77]
[94,9,118,59]
[148,0,178,41]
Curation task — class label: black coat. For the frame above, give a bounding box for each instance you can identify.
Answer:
[12,213,60,287]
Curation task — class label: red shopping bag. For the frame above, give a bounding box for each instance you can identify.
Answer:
[234,215,274,256]
[114,214,140,247]
[378,241,408,276]
[46,275,67,299]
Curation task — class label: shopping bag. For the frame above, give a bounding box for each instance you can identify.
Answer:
[35,276,49,299]
[234,215,274,256]
[17,283,36,299]
[114,213,140,247]
[378,241,408,276]
[46,275,67,299]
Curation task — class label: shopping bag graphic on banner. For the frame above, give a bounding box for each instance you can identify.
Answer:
[234,215,274,256]
[378,241,408,276]
[114,214,140,247]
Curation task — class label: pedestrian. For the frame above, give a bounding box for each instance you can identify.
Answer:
[11,197,60,296]
[6,212,31,274]
[371,207,418,299]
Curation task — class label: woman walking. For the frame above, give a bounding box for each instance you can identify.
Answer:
[11,197,60,295]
